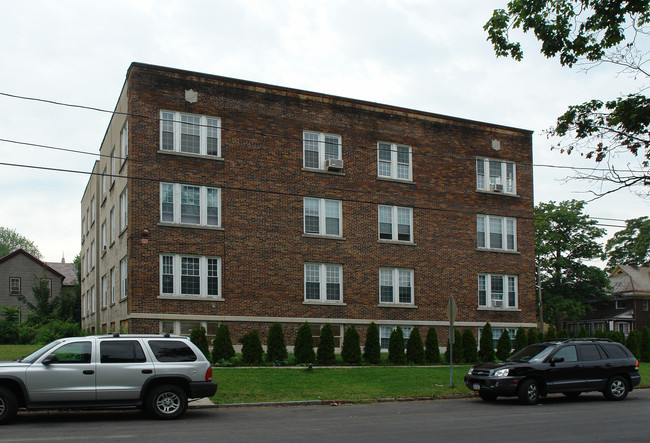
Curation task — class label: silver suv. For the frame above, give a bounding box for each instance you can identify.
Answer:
[0,334,217,424]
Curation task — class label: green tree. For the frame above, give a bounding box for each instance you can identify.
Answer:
[485,1,650,194]
[513,327,528,353]
[212,323,235,363]
[0,227,41,258]
[528,328,540,345]
[626,330,641,360]
[424,327,441,364]
[462,329,478,364]
[609,330,626,344]
[294,323,315,364]
[341,325,361,364]
[603,217,650,271]
[640,326,650,363]
[536,200,609,330]
[317,324,336,365]
[240,329,264,364]
[496,330,512,361]
[266,322,288,363]
[388,326,405,365]
[18,274,57,326]
[190,326,211,361]
[364,322,381,364]
[406,327,425,364]
[545,325,558,340]
[577,326,589,338]
[594,328,608,339]
[479,323,495,363]
[558,329,569,338]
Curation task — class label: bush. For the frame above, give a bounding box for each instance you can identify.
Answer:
[479,323,495,363]
[609,330,625,344]
[527,328,540,345]
[317,324,336,365]
[496,330,512,361]
[240,329,264,364]
[212,323,235,363]
[594,328,608,338]
[266,322,288,363]
[445,329,464,364]
[294,323,315,364]
[558,329,569,338]
[462,329,478,364]
[626,330,641,360]
[406,327,425,364]
[341,325,361,364]
[513,327,528,353]
[641,326,650,363]
[545,325,557,340]
[388,327,405,365]
[364,322,381,364]
[190,326,211,361]
[577,326,589,338]
[34,319,82,345]
[424,327,441,364]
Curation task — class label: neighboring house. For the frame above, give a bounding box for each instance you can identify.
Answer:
[565,265,650,336]
[0,249,74,320]
[80,62,536,347]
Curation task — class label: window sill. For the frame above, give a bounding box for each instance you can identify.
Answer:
[476,248,520,255]
[303,301,346,306]
[302,167,345,176]
[158,150,224,162]
[476,189,519,198]
[378,240,417,246]
[302,234,346,241]
[477,307,521,312]
[378,303,417,309]
[158,295,225,302]
[158,222,224,231]
[377,177,414,185]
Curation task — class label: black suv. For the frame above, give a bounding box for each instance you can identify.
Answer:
[464,338,640,405]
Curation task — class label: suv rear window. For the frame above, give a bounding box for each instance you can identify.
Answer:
[602,343,630,359]
[100,340,147,363]
[579,344,605,361]
[148,340,197,362]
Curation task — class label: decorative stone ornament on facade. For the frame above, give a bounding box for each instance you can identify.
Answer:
[185,89,198,103]
[491,139,501,151]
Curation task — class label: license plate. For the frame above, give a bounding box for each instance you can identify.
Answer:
[472,383,481,391]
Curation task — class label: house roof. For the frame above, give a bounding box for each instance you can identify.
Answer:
[46,261,78,286]
[0,248,66,281]
[609,265,650,298]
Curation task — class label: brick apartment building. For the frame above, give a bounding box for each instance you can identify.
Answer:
[80,62,536,349]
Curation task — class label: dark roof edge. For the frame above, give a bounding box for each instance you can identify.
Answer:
[0,249,66,280]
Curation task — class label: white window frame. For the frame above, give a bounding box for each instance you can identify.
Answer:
[303,197,342,237]
[379,325,413,349]
[90,240,95,270]
[477,215,516,251]
[378,205,413,242]
[101,275,108,308]
[101,221,107,252]
[159,254,222,298]
[479,327,516,349]
[120,256,128,300]
[377,142,412,181]
[120,122,128,166]
[119,188,128,232]
[110,147,116,185]
[91,285,96,314]
[90,196,95,226]
[303,131,342,169]
[109,207,115,245]
[379,268,414,305]
[9,277,20,295]
[110,267,115,305]
[102,166,108,202]
[304,263,343,303]
[476,158,516,194]
[160,183,221,227]
[160,111,221,157]
[478,274,518,309]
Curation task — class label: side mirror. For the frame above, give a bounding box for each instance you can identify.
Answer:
[550,356,565,365]
[42,354,59,365]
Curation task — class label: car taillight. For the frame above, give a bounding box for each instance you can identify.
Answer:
[636,360,639,370]
[205,366,213,382]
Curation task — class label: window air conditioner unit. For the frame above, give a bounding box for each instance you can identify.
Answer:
[490,183,503,192]
[493,300,503,308]
[324,158,344,171]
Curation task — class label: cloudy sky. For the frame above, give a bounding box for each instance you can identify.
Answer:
[1,0,648,263]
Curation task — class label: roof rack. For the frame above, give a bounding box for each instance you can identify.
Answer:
[539,337,612,343]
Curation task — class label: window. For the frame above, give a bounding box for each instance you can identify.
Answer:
[477,215,516,251]
[102,167,108,202]
[148,340,198,362]
[479,328,516,349]
[553,345,578,362]
[120,257,128,299]
[120,121,128,166]
[110,148,116,186]
[91,285,96,313]
[101,275,108,308]
[378,143,412,181]
[378,205,412,242]
[379,326,413,349]
[160,183,221,227]
[110,267,115,305]
[580,344,605,361]
[309,324,343,347]
[160,111,221,157]
[90,196,95,226]
[50,342,92,364]
[160,254,222,298]
[303,198,342,237]
[476,158,516,194]
[100,340,146,363]
[379,268,414,305]
[90,241,95,270]
[615,322,630,335]
[109,207,115,245]
[644,300,649,312]
[304,263,342,303]
[119,188,128,232]
[101,221,107,252]
[9,278,20,295]
[478,274,518,308]
[303,131,341,169]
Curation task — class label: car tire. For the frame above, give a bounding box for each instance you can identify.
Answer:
[518,379,539,405]
[603,375,628,401]
[146,384,188,420]
[0,387,18,425]
[479,391,498,402]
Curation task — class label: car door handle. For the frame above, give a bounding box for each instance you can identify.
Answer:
[142,369,153,374]
[83,370,95,375]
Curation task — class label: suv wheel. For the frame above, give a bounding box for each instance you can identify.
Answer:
[603,376,628,401]
[146,384,188,419]
[0,387,18,425]
[518,379,539,405]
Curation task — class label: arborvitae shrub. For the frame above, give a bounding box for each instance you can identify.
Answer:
[626,330,641,360]
[212,323,235,363]
[445,329,464,364]
[558,329,569,338]
[190,326,211,361]
[294,323,315,364]
[609,330,625,344]
[388,326,406,364]
[406,327,425,364]
[527,328,540,345]
[462,329,478,363]
[425,327,441,364]
[364,322,381,364]
[513,327,528,353]
[317,324,336,365]
[577,326,589,338]
[496,329,512,361]
[479,323,495,363]
[545,325,557,340]
[266,322,288,363]
[641,326,650,363]
[341,325,361,364]
[594,328,607,338]
[240,329,263,364]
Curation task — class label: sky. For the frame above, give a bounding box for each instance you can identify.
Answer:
[0,0,648,264]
